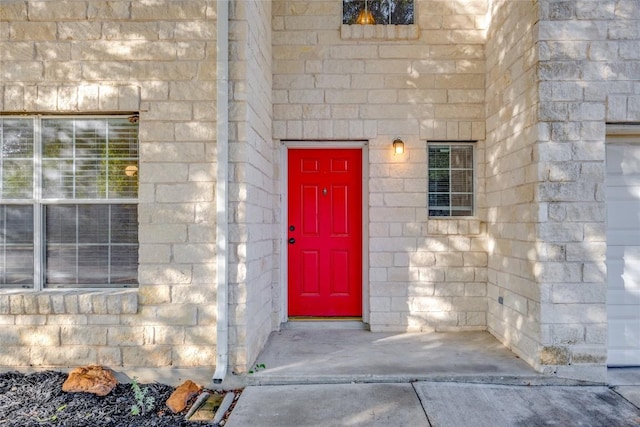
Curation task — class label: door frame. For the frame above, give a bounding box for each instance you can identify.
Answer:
[279,140,369,324]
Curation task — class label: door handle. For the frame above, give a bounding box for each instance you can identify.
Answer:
[288,238,295,244]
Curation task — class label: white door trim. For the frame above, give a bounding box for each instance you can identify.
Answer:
[279,141,370,325]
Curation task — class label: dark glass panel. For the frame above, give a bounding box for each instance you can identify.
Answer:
[110,245,138,285]
[343,0,414,25]
[111,204,138,244]
[0,205,34,287]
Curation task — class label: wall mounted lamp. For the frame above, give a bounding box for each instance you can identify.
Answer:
[393,138,405,155]
[356,0,375,24]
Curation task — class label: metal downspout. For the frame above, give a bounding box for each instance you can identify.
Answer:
[213,0,229,384]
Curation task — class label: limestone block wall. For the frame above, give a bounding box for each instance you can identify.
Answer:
[0,0,218,369]
[485,0,542,369]
[273,0,489,332]
[227,0,276,372]
[534,0,640,380]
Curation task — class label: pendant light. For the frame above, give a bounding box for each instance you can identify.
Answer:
[356,0,375,25]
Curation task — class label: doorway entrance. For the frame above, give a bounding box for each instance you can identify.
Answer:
[287,148,363,317]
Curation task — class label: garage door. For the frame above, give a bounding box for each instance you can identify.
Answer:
[606,138,640,366]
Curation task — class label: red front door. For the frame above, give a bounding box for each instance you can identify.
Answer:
[288,148,362,317]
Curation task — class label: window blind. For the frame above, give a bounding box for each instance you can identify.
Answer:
[0,116,139,289]
[428,144,474,217]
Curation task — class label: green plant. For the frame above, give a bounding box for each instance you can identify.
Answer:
[130,377,155,416]
[38,404,67,423]
[248,363,266,374]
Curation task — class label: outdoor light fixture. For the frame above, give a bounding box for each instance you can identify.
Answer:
[356,0,375,24]
[393,138,405,154]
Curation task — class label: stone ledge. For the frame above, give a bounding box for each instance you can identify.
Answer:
[341,24,419,40]
[0,290,138,315]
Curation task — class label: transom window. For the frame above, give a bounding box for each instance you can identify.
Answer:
[0,116,139,289]
[428,143,474,217]
[343,0,414,25]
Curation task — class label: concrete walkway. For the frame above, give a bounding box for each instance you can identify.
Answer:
[224,329,640,426]
[226,383,428,426]
[226,382,640,427]
[247,329,540,384]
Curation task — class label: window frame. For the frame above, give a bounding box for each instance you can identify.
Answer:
[342,0,415,25]
[427,141,476,218]
[0,114,139,291]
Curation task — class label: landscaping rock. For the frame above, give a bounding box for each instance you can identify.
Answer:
[166,379,202,413]
[62,365,118,397]
[0,370,192,426]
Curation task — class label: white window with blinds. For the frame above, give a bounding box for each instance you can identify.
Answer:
[0,116,139,289]
[428,142,474,217]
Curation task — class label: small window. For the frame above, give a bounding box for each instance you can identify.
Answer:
[428,143,474,217]
[0,116,139,289]
[343,0,414,25]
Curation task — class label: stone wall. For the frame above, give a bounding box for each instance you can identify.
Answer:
[3,0,637,381]
[485,0,542,369]
[487,0,640,381]
[228,0,276,372]
[273,0,489,332]
[0,0,218,369]
[534,0,640,380]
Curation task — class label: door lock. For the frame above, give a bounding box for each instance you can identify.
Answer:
[288,238,295,244]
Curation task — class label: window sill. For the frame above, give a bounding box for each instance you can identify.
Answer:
[0,289,138,315]
[341,24,419,40]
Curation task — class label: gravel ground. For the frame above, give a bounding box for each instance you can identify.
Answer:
[0,371,233,427]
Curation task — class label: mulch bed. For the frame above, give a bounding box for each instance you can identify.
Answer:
[0,371,235,427]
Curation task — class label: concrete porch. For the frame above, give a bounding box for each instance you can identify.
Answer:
[227,329,640,426]
[245,328,556,386]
